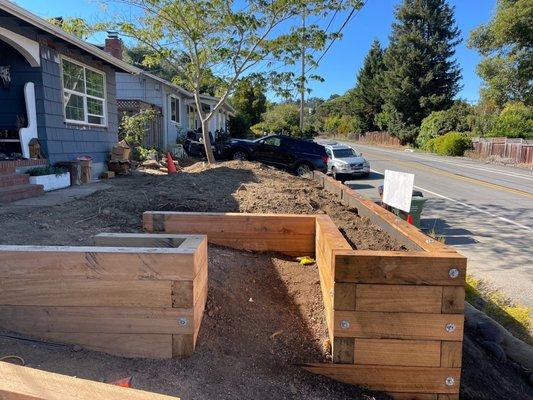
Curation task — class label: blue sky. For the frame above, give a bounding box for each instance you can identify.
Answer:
[15,0,496,102]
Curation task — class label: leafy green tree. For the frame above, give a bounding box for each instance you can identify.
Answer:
[112,0,363,163]
[231,75,267,131]
[487,102,533,139]
[253,103,300,136]
[468,0,532,107]
[416,101,472,148]
[381,0,462,144]
[352,39,386,131]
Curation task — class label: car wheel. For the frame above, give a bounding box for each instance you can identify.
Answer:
[296,163,312,177]
[232,150,248,161]
[332,167,339,181]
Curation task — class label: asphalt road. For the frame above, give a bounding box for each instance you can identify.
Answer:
[341,143,533,310]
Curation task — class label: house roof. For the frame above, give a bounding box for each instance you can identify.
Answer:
[0,0,139,74]
[1,0,234,113]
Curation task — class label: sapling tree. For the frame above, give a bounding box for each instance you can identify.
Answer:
[110,0,362,163]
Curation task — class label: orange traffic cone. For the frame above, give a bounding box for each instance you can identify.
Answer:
[109,376,132,388]
[167,152,177,174]
[406,214,414,225]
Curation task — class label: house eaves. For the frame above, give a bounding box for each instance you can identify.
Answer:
[0,0,140,74]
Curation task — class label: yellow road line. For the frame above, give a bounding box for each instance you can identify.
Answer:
[370,154,533,199]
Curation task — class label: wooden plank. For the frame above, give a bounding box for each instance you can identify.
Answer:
[93,233,191,248]
[334,311,464,341]
[0,279,172,307]
[335,251,467,286]
[441,286,465,314]
[333,337,354,363]
[0,306,194,334]
[334,283,356,311]
[0,362,179,399]
[316,245,334,342]
[0,246,196,280]
[437,395,459,400]
[37,333,172,358]
[355,284,443,313]
[300,363,461,394]
[144,212,316,256]
[440,341,463,368]
[389,394,438,400]
[172,334,194,358]
[354,339,441,367]
[171,281,193,308]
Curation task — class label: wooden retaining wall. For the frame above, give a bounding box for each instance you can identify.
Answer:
[305,172,466,399]
[144,211,316,257]
[0,233,208,358]
[0,361,180,399]
[144,205,466,399]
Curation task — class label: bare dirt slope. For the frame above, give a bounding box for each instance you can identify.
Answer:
[0,160,531,399]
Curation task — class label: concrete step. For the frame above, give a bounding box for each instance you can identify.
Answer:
[0,173,29,188]
[0,184,44,204]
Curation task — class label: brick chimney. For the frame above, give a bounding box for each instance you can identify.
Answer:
[104,31,123,60]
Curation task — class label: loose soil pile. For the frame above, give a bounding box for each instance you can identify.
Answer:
[0,161,402,251]
[0,160,531,399]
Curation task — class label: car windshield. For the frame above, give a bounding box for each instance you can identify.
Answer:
[333,148,359,158]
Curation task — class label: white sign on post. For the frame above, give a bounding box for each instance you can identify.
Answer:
[382,170,415,213]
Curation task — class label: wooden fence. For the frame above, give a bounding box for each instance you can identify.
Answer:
[348,131,401,147]
[117,99,164,149]
[471,137,533,164]
[0,233,208,359]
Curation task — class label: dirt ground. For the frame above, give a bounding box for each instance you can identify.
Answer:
[0,160,531,399]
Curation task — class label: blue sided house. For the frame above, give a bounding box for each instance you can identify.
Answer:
[0,0,138,201]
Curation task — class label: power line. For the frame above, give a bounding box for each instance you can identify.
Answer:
[306,1,366,74]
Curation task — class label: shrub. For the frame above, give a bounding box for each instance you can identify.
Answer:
[27,166,67,176]
[417,101,472,148]
[429,131,472,156]
[487,102,533,139]
[119,109,157,144]
[133,146,158,162]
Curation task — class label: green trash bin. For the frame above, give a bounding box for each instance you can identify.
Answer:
[392,196,428,228]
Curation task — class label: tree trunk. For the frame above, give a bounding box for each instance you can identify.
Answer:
[201,119,216,164]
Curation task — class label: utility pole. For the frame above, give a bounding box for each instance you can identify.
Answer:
[299,9,306,133]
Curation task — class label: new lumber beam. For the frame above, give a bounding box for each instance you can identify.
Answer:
[0,362,180,399]
[144,212,316,256]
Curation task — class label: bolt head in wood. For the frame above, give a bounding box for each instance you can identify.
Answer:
[445,323,456,333]
[178,317,188,326]
[340,320,350,329]
[425,238,435,243]
[448,268,459,279]
[445,377,455,386]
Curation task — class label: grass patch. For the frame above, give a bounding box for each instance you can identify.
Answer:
[466,274,532,344]
[426,228,446,244]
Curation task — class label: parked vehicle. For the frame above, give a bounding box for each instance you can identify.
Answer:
[324,143,370,180]
[223,135,328,176]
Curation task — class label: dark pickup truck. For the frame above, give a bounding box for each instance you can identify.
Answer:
[223,134,328,176]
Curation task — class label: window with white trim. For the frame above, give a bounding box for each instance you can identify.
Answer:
[170,95,180,124]
[61,58,107,126]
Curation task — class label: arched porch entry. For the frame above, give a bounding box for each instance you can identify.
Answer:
[0,28,40,159]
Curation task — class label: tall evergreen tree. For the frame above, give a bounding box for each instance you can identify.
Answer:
[381,0,462,143]
[352,39,386,131]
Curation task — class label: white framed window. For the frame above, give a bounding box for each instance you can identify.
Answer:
[61,57,107,127]
[170,95,180,124]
